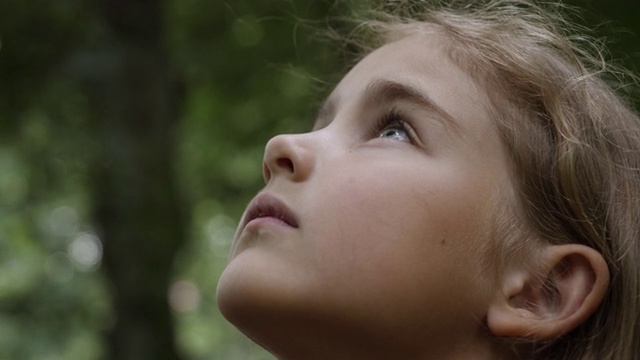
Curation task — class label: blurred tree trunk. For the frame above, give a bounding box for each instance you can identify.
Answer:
[83,0,185,359]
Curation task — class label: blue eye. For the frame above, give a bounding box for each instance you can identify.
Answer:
[378,122,411,142]
[372,108,417,144]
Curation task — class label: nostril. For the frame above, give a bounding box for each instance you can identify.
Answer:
[276,157,294,174]
[263,133,313,183]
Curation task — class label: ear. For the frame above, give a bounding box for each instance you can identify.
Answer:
[486,244,609,340]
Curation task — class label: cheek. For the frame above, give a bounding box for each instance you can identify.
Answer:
[302,163,487,290]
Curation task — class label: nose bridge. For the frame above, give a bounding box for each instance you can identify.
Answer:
[263,132,316,183]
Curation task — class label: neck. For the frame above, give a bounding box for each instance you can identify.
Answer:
[237,315,512,360]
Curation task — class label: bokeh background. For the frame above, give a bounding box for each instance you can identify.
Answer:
[0,1,638,359]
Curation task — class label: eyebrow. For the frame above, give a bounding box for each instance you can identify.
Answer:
[313,79,462,133]
[365,79,463,133]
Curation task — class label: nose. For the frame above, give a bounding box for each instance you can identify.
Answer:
[263,133,315,183]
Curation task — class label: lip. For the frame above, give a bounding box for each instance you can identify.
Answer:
[242,193,299,230]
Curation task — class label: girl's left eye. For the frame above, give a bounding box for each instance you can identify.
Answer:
[378,122,411,142]
[372,109,417,144]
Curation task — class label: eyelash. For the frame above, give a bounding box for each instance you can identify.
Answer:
[371,108,418,145]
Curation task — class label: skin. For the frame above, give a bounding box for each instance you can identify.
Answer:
[217,35,515,359]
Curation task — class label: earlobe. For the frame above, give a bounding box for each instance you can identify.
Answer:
[486,244,609,340]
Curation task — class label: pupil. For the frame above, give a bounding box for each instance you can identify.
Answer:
[383,128,399,137]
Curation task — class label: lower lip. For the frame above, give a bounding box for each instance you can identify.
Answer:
[244,216,294,231]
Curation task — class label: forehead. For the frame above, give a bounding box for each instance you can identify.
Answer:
[320,35,494,138]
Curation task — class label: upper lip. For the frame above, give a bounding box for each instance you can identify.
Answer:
[243,193,299,229]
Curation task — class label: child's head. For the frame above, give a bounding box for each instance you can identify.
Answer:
[217,1,640,359]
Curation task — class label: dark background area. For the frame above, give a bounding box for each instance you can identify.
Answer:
[0,1,637,359]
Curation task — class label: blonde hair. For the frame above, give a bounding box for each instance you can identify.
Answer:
[343,1,640,359]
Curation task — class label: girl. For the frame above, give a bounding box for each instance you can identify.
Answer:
[217,1,640,359]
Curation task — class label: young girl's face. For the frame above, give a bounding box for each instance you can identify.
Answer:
[218,35,513,357]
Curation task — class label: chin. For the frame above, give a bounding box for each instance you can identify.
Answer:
[216,253,419,359]
[216,251,309,326]
[217,259,272,324]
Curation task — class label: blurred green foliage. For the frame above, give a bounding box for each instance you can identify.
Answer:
[0,0,638,359]
[0,0,344,358]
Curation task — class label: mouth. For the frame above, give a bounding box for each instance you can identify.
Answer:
[243,193,299,229]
